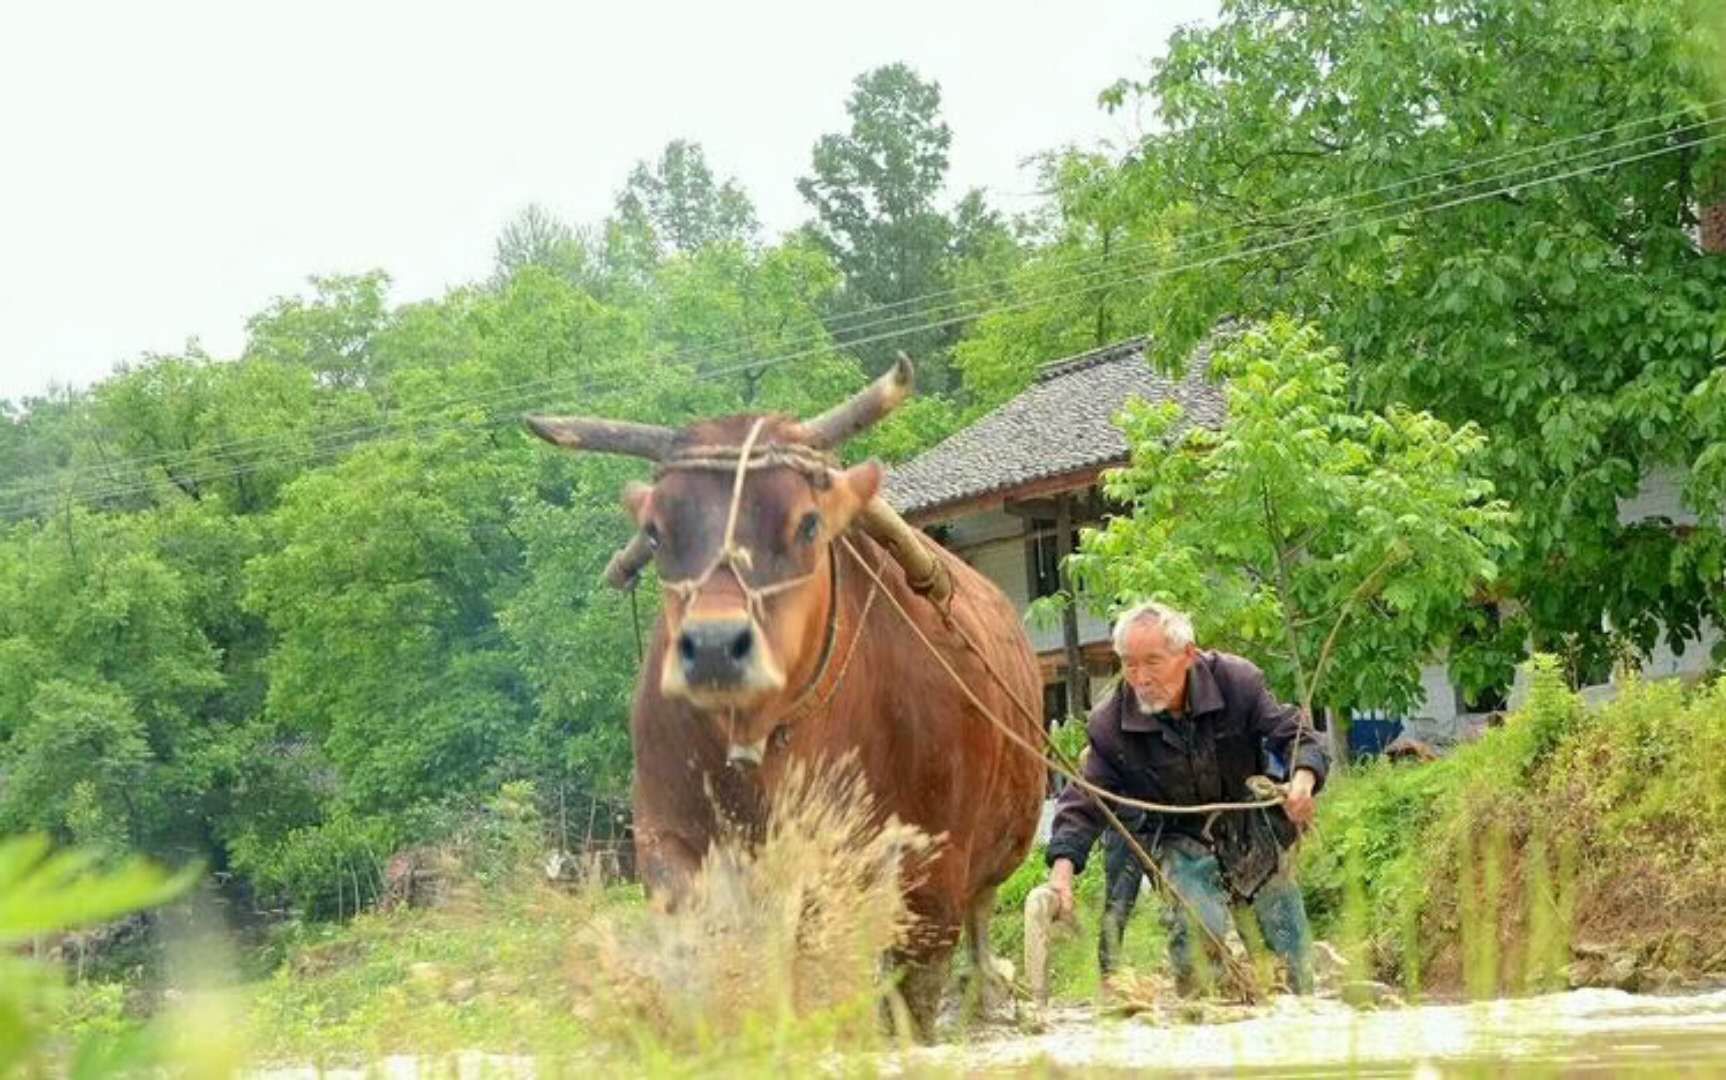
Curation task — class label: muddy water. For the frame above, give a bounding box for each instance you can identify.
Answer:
[895,987,1726,1076]
[251,988,1726,1077]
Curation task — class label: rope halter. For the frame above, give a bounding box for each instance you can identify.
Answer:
[654,417,836,630]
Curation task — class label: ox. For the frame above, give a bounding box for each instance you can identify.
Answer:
[526,361,1045,1036]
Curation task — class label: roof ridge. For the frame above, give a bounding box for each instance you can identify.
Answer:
[1033,336,1149,384]
[883,329,1229,519]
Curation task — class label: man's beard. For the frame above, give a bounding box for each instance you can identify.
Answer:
[1132,687,1167,716]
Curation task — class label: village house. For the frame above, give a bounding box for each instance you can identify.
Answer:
[883,337,1219,730]
[882,335,1722,761]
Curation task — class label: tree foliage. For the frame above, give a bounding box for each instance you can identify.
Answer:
[615,139,759,261]
[954,150,1160,409]
[491,203,597,290]
[797,63,1015,390]
[1100,0,1726,678]
[0,98,981,915]
[1067,319,1518,717]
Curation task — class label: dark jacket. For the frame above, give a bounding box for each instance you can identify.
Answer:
[1045,650,1328,894]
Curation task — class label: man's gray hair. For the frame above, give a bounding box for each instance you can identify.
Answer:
[1111,600,1196,654]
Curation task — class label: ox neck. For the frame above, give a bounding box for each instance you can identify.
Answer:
[765,542,847,725]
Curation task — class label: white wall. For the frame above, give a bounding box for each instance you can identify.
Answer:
[1617,464,1697,526]
[1030,606,1113,656]
[943,509,1113,656]
[1400,465,1721,745]
[961,535,1030,607]
[939,508,1025,549]
[1610,464,1722,684]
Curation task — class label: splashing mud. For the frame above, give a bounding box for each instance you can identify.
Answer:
[889,986,1726,1075]
[249,987,1726,1077]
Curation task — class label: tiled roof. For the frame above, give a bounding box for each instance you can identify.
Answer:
[884,337,1226,519]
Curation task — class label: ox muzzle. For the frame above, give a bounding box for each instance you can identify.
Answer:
[670,614,785,707]
[677,616,756,686]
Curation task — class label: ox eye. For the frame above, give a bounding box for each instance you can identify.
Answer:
[643,523,661,551]
[796,512,822,545]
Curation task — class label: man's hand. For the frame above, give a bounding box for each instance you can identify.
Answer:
[1049,858,1077,920]
[1284,768,1318,827]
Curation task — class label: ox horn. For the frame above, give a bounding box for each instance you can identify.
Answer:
[523,415,678,461]
[795,353,915,449]
[603,531,655,591]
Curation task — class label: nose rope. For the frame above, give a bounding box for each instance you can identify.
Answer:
[721,417,766,557]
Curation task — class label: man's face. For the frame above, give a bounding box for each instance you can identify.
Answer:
[1118,619,1195,715]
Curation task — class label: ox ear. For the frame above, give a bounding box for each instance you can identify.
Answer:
[622,481,653,524]
[824,461,883,531]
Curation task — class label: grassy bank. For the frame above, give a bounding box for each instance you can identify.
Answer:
[1301,659,1726,997]
[245,881,629,1062]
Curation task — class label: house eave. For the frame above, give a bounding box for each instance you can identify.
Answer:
[903,463,1120,528]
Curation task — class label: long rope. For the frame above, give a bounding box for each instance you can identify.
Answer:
[837,535,1268,999]
[841,535,1287,817]
[629,585,644,664]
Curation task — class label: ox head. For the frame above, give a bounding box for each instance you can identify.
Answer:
[524,359,912,756]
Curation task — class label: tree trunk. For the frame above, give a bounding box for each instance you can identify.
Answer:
[1325,706,1349,775]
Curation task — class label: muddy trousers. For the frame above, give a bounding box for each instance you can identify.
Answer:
[1098,834,1314,994]
[1097,828,1145,977]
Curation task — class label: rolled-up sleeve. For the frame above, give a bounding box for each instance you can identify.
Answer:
[1043,738,1126,874]
[1249,674,1329,792]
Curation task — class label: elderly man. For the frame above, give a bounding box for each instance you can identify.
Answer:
[1046,600,1327,994]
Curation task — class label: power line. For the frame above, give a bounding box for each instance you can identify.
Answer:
[6,125,1721,517]
[787,96,1726,340]
[25,103,1722,496]
[28,101,1725,491]
[10,126,1721,517]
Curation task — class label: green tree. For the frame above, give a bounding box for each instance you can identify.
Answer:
[1066,320,1517,743]
[647,238,864,412]
[81,351,366,515]
[0,388,85,518]
[490,203,598,290]
[614,139,758,261]
[244,271,395,390]
[1101,0,1726,680]
[232,268,689,908]
[954,150,1158,408]
[798,64,966,387]
[235,431,536,911]
[2,681,154,853]
[0,508,225,852]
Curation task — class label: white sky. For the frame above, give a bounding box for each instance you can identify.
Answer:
[0,0,1217,403]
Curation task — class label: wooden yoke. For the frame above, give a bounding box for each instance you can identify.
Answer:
[854,495,951,605]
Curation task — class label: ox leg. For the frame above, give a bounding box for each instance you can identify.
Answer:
[886,947,952,1044]
[635,827,704,913]
[963,886,1014,1023]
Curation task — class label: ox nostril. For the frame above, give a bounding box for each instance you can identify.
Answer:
[678,620,757,685]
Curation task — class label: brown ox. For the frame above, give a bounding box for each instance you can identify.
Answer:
[525,361,1044,1035]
